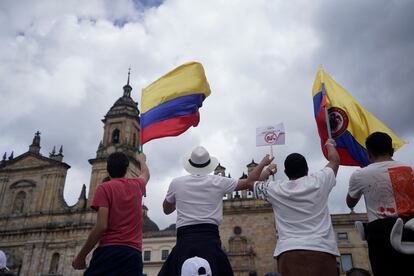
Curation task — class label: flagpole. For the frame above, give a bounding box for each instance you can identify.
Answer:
[269,144,275,181]
[324,107,332,139]
[320,66,332,139]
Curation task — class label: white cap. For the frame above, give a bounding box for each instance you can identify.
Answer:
[181,256,212,276]
[0,250,9,271]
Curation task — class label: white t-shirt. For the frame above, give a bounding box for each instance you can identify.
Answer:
[165,174,237,228]
[348,161,414,223]
[253,167,339,257]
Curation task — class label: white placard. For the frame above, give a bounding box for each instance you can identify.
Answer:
[256,123,285,146]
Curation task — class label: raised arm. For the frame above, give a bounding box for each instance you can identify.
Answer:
[235,155,275,191]
[325,138,340,176]
[346,171,362,208]
[137,152,150,183]
[259,163,277,181]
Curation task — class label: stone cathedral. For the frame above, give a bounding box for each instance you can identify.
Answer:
[0,75,371,276]
[0,76,143,276]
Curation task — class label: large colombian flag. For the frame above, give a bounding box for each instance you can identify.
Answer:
[312,66,405,167]
[140,62,211,144]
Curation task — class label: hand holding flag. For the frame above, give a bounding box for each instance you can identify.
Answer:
[312,66,406,166]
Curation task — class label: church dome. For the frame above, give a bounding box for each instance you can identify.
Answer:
[103,71,140,123]
[142,205,160,233]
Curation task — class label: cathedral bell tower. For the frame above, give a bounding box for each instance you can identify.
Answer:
[87,70,141,205]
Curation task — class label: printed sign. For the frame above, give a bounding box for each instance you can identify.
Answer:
[256,123,285,146]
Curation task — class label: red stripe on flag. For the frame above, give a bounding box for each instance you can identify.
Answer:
[140,112,200,145]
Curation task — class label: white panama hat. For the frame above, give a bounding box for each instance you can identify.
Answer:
[183,146,219,175]
[181,256,212,276]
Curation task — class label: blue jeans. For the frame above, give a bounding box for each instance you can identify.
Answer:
[84,245,142,276]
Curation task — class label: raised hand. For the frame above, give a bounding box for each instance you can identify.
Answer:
[267,163,277,175]
[137,153,147,163]
[260,154,275,167]
[325,138,336,148]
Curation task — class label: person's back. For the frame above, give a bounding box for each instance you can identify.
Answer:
[252,139,340,276]
[159,146,274,276]
[347,132,414,276]
[72,152,150,276]
[169,174,236,228]
[267,168,338,256]
[349,160,412,222]
[93,177,146,249]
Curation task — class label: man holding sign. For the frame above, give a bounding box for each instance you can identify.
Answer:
[247,138,340,276]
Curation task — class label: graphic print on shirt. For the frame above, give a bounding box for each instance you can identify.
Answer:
[253,181,270,201]
[366,174,397,218]
[389,166,414,217]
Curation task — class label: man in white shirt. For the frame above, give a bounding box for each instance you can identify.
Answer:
[251,138,340,276]
[347,132,414,276]
[159,146,274,276]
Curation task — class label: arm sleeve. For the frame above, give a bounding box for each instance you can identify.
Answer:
[348,170,363,199]
[136,177,146,195]
[91,185,109,211]
[165,181,176,204]
[220,177,238,195]
[323,167,336,191]
[313,167,336,193]
[253,180,271,201]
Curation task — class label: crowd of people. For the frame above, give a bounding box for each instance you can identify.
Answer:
[2,132,411,276]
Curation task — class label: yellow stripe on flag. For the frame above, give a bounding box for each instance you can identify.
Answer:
[313,66,406,151]
[141,62,211,113]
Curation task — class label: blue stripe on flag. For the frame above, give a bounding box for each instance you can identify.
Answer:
[336,131,369,166]
[141,94,205,129]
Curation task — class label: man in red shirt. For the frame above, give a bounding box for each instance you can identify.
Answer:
[72,151,149,276]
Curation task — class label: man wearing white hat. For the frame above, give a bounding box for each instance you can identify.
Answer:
[158,146,275,276]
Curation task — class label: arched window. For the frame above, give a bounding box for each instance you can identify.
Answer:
[111,129,120,144]
[12,191,26,213]
[49,253,60,274]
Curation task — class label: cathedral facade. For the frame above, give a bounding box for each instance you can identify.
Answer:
[0,77,371,276]
[0,78,142,276]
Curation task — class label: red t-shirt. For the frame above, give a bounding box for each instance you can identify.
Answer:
[91,178,146,251]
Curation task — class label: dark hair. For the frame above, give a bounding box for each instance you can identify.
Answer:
[346,267,371,276]
[284,153,308,179]
[107,152,129,178]
[365,132,393,157]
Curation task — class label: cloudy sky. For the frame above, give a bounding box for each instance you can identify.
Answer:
[1,0,413,229]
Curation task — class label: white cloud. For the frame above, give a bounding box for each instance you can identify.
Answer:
[1,0,413,229]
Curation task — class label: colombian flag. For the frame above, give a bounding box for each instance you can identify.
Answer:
[140,62,211,144]
[312,66,405,167]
